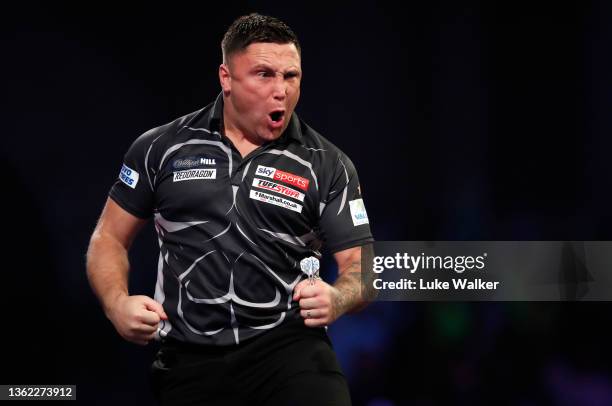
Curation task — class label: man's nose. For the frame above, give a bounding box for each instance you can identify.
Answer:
[272,75,287,100]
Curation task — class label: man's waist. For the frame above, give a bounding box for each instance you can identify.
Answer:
[159,315,324,354]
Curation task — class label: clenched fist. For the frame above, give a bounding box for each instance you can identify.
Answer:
[106,294,168,345]
[293,279,341,327]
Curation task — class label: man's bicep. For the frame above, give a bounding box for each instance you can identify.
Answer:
[93,197,149,249]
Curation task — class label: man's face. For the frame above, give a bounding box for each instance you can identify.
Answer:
[220,42,302,142]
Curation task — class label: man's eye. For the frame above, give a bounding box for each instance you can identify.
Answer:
[257,71,271,77]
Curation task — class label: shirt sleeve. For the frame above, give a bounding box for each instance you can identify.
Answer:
[318,153,374,253]
[108,129,158,219]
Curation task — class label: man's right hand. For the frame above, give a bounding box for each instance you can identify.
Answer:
[106,294,168,346]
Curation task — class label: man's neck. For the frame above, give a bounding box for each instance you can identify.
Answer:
[222,109,263,158]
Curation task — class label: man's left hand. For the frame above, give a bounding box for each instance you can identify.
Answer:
[293,279,340,327]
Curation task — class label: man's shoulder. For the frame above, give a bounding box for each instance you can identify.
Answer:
[296,117,347,159]
[137,103,214,145]
[296,117,355,168]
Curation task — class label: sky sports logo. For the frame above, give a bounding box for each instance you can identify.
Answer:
[255,165,309,191]
[252,178,305,202]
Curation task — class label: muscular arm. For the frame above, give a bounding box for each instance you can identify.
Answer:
[86,198,167,345]
[86,198,146,314]
[330,244,376,319]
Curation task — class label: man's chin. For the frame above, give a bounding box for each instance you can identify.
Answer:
[259,128,284,142]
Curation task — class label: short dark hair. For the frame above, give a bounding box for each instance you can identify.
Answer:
[221,13,301,64]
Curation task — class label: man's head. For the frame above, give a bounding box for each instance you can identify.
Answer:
[219,13,302,143]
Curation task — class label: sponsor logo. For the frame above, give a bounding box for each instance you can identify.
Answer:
[173,169,217,182]
[349,198,369,226]
[249,190,303,213]
[252,178,305,202]
[119,163,139,189]
[255,165,276,178]
[172,156,216,170]
[255,165,310,191]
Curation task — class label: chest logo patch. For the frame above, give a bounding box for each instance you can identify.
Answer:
[249,190,303,213]
[252,178,305,202]
[173,169,216,182]
[255,165,309,191]
[172,156,217,170]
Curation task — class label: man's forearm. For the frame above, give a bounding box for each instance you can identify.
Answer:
[86,233,130,316]
[331,261,366,318]
[331,244,377,320]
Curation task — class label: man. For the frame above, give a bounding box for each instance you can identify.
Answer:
[87,13,374,406]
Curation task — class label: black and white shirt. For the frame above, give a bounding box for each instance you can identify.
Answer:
[109,92,373,346]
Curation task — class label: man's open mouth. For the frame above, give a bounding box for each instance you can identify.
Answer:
[269,110,285,123]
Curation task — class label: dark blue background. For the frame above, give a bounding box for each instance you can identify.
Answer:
[3,1,612,405]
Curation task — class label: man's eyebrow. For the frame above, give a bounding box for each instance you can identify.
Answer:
[251,64,300,73]
[251,64,274,71]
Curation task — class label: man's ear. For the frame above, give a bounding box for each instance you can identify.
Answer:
[219,63,231,95]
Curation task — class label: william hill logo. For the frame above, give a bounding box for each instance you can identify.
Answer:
[172,156,216,170]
